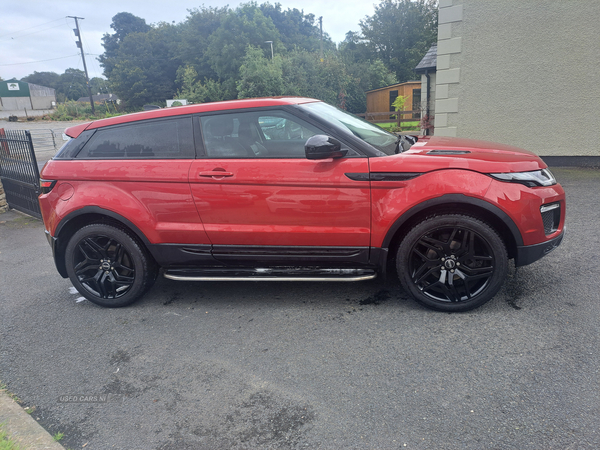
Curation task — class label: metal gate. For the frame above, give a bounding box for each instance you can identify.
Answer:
[0,128,42,219]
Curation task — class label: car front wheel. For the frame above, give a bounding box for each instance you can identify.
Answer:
[65,223,157,307]
[397,214,508,312]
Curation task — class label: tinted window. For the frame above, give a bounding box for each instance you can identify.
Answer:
[77,117,194,159]
[54,129,95,159]
[200,111,321,159]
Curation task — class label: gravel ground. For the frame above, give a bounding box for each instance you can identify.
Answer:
[0,168,599,450]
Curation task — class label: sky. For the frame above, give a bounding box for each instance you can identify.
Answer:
[0,0,377,81]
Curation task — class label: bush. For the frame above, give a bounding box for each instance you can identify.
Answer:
[47,101,129,121]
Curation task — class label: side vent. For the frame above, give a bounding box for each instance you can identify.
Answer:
[427,150,471,155]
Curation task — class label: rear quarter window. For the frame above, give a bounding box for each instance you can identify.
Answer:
[76,117,194,159]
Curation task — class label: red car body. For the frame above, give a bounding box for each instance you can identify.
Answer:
[39,97,565,311]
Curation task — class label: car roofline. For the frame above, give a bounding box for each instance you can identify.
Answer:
[64,97,321,138]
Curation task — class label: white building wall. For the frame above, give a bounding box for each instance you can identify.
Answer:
[434,0,600,156]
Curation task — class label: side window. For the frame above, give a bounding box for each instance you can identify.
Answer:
[258,116,316,141]
[77,117,194,159]
[200,111,322,159]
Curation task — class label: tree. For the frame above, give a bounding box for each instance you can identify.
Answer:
[89,77,109,95]
[344,59,397,113]
[237,46,285,98]
[99,12,151,78]
[178,6,229,81]
[259,3,335,53]
[55,68,88,101]
[21,71,60,89]
[206,4,281,86]
[360,0,437,82]
[108,23,182,107]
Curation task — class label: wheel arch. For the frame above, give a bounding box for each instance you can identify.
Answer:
[53,206,153,278]
[382,194,523,263]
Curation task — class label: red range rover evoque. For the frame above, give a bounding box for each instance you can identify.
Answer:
[39,97,565,311]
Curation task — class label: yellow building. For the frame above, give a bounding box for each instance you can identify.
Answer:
[365,81,421,120]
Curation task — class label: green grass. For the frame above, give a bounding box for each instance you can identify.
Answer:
[52,432,64,442]
[0,423,22,450]
[376,121,420,132]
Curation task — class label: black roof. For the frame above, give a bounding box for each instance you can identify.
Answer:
[415,44,437,73]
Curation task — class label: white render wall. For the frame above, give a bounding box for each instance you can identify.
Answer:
[434,0,600,156]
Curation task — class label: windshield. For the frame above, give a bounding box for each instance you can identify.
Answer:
[300,102,398,155]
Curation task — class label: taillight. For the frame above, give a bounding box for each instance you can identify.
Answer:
[40,179,57,194]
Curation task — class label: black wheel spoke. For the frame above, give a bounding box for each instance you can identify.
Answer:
[72,233,137,300]
[407,223,500,304]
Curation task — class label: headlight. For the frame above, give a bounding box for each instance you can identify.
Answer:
[489,169,556,187]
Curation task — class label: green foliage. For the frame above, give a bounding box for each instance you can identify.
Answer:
[48,101,125,121]
[20,71,60,89]
[89,1,434,112]
[0,422,22,450]
[392,94,408,111]
[98,12,151,79]
[108,24,182,108]
[237,46,285,98]
[206,4,281,82]
[20,69,103,102]
[52,432,64,442]
[360,0,437,82]
[258,3,335,53]
[178,6,231,81]
[175,65,226,103]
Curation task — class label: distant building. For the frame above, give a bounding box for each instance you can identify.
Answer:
[0,79,56,111]
[415,44,436,135]
[365,81,421,120]
[76,93,120,104]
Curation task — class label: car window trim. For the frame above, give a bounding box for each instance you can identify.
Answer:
[76,115,196,160]
[194,106,367,160]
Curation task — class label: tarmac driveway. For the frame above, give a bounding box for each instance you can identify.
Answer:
[0,167,599,450]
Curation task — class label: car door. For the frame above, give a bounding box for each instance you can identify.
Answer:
[188,109,371,265]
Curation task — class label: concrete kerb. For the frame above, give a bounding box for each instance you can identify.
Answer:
[0,391,65,449]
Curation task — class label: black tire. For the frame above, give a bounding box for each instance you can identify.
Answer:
[397,214,508,312]
[65,223,157,307]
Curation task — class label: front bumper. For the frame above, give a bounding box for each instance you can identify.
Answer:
[515,229,564,267]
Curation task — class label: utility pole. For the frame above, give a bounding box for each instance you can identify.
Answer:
[68,16,95,114]
[319,16,323,61]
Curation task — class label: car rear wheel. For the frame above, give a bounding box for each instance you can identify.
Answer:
[397,214,508,312]
[65,223,157,307]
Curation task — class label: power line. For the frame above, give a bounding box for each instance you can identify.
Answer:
[0,54,80,67]
[0,22,68,41]
[0,17,65,39]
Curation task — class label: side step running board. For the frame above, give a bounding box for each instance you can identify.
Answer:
[163,267,377,282]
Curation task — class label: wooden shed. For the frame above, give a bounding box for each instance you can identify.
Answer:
[366,81,422,119]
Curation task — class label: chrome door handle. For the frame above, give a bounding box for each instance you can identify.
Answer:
[199,171,233,177]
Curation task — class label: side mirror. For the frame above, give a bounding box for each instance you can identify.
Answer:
[305,135,348,160]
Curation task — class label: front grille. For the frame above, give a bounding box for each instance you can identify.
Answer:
[541,203,561,235]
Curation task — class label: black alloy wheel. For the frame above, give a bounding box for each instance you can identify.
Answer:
[397,214,508,312]
[65,223,157,307]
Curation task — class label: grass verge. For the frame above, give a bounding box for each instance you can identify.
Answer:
[0,423,22,450]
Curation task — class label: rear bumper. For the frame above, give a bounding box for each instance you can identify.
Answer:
[45,229,68,278]
[515,229,564,267]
